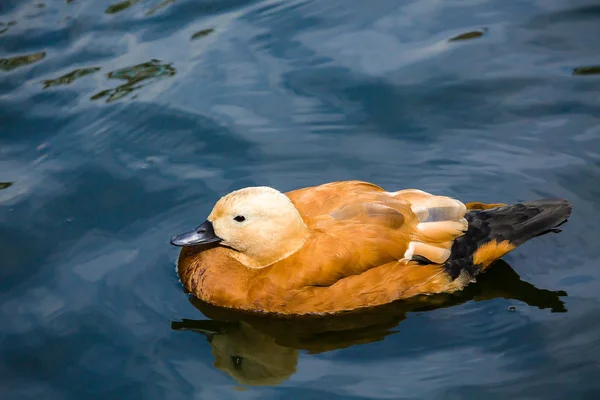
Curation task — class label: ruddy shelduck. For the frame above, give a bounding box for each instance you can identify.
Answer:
[171,180,571,315]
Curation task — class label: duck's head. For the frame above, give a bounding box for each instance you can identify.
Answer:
[170,187,310,268]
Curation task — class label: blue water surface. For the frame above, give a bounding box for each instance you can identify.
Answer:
[2,0,600,399]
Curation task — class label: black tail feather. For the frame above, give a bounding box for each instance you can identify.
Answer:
[444,199,572,279]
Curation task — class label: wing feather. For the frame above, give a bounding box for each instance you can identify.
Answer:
[392,190,468,264]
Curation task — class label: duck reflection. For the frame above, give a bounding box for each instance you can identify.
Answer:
[177,319,299,386]
[172,260,566,386]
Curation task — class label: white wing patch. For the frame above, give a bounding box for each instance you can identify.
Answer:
[394,190,468,264]
[403,241,416,260]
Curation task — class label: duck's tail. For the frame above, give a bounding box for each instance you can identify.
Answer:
[444,199,572,279]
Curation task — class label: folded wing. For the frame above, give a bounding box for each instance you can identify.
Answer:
[391,189,468,265]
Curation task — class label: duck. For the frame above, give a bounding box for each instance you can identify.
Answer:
[171,180,571,315]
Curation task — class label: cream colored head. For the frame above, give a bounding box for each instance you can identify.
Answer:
[208,187,309,268]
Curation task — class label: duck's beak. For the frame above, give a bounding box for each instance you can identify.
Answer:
[170,220,222,247]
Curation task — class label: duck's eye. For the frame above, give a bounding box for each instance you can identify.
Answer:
[233,215,245,223]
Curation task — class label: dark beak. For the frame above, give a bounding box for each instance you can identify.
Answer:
[170,220,222,247]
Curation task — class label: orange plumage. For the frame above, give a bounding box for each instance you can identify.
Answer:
[172,180,571,315]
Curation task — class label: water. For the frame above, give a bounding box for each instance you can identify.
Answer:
[1,0,600,398]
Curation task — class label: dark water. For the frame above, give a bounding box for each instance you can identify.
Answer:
[2,0,600,398]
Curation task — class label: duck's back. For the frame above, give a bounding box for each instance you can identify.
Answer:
[283,180,471,268]
[286,180,388,218]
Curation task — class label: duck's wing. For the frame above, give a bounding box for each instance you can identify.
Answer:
[270,189,469,289]
[388,189,469,264]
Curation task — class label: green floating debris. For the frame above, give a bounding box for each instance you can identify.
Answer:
[146,0,176,16]
[43,67,101,88]
[572,66,600,76]
[0,21,17,34]
[91,59,176,102]
[0,182,13,190]
[0,52,46,72]
[191,27,215,40]
[449,28,488,42]
[106,0,140,14]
